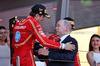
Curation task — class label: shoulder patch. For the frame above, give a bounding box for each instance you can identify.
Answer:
[19,19,26,25]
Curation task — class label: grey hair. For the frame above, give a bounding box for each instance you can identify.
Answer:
[63,20,72,32]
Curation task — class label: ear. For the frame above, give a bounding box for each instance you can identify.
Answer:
[35,14,39,18]
[65,26,69,31]
[34,14,39,20]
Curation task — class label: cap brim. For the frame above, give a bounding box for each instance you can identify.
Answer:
[44,13,50,18]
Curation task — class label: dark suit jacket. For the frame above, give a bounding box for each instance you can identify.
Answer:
[38,35,78,66]
[47,35,78,66]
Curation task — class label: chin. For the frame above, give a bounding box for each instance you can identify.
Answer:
[93,47,99,49]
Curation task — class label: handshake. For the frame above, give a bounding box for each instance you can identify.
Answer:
[33,42,44,56]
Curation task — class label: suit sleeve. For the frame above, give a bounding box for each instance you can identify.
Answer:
[48,39,78,61]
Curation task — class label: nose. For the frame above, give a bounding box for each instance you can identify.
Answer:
[94,41,97,44]
[55,26,58,31]
[2,33,6,36]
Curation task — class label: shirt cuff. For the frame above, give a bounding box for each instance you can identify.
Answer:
[60,43,65,49]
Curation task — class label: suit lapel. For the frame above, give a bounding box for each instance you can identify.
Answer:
[62,35,71,43]
[53,35,71,51]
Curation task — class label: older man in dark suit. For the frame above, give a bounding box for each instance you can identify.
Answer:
[38,17,78,66]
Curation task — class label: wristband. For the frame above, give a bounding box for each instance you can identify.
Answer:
[62,44,65,49]
[60,43,65,49]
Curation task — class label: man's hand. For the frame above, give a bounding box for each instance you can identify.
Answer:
[65,42,75,51]
[38,48,49,56]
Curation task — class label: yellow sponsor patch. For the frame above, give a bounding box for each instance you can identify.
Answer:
[19,19,26,24]
[39,8,43,11]
[70,21,74,25]
[45,15,50,18]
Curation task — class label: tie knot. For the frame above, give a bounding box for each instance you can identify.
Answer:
[58,39,61,42]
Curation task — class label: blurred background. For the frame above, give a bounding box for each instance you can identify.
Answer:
[0,0,100,66]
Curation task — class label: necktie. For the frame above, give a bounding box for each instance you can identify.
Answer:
[58,39,61,42]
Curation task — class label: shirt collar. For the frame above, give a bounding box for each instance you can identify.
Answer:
[27,15,37,22]
[60,34,69,43]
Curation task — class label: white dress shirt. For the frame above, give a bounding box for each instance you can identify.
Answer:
[59,34,69,43]
[59,34,69,49]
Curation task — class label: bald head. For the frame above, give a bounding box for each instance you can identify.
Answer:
[55,19,72,37]
[63,20,72,32]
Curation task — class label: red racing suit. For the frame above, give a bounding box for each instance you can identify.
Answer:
[75,52,81,66]
[12,15,62,66]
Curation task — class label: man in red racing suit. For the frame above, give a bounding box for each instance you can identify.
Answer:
[12,4,75,66]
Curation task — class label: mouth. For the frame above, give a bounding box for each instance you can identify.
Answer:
[94,44,98,46]
[2,37,6,39]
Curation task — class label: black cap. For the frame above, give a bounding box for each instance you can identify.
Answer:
[64,17,75,29]
[31,4,50,18]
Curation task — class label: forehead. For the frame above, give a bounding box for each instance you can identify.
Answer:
[0,29,6,32]
[57,20,64,25]
[92,37,100,40]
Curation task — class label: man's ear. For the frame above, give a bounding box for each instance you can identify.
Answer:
[34,14,39,20]
[35,14,39,18]
[65,26,69,31]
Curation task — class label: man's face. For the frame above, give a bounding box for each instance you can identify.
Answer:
[55,20,66,37]
[36,14,44,23]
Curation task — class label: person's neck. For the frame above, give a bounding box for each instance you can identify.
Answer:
[34,17,37,21]
[0,40,5,45]
[59,33,69,38]
[34,17,40,24]
[93,48,100,53]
